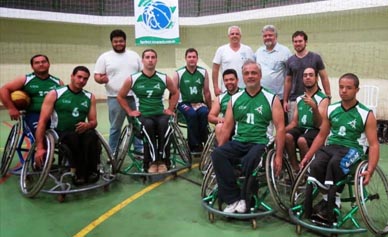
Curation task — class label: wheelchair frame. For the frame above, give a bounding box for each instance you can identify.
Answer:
[201,146,294,229]
[1,112,35,177]
[289,159,388,236]
[114,117,192,177]
[19,129,115,201]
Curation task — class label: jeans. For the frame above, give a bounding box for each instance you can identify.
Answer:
[177,102,209,150]
[107,96,142,154]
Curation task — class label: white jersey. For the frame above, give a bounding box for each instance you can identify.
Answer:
[213,43,254,90]
[94,49,142,96]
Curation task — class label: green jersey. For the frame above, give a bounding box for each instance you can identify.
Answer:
[296,90,327,129]
[23,73,61,113]
[176,66,206,103]
[231,88,275,144]
[50,86,92,132]
[219,88,243,116]
[327,101,370,155]
[131,71,167,116]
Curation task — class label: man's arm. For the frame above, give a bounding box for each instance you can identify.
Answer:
[0,75,26,120]
[283,75,292,112]
[94,73,109,84]
[285,103,298,131]
[212,63,221,96]
[117,77,139,117]
[272,97,286,176]
[219,100,234,145]
[75,94,97,134]
[314,97,329,128]
[34,90,56,167]
[166,75,179,115]
[208,97,222,125]
[319,69,331,98]
[203,70,212,109]
[361,112,379,185]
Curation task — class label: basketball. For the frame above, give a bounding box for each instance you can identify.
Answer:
[11,90,31,110]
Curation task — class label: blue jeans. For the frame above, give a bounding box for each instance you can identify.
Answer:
[177,102,209,150]
[107,96,142,153]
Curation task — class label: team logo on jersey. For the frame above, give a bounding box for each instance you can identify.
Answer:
[332,117,339,123]
[62,99,71,104]
[153,84,161,90]
[196,78,201,84]
[81,101,88,107]
[255,105,263,115]
[137,85,145,89]
[238,105,247,110]
[347,119,357,129]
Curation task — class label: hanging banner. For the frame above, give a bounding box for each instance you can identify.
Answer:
[134,0,180,45]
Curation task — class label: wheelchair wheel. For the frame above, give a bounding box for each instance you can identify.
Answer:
[171,122,192,166]
[95,131,116,181]
[266,149,294,214]
[355,160,388,236]
[114,124,133,173]
[199,131,215,173]
[20,130,55,198]
[1,122,21,177]
[201,164,217,198]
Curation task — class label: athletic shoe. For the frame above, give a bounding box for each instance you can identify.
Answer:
[223,200,247,213]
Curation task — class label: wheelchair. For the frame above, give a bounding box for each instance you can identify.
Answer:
[19,129,115,202]
[114,116,192,180]
[1,112,35,177]
[201,145,294,229]
[198,130,215,174]
[289,158,388,236]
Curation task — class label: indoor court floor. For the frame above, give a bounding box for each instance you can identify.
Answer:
[1,103,387,237]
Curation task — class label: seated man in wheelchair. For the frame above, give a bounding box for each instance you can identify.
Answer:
[34,66,100,185]
[285,67,329,173]
[208,69,243,145]
[300,73,379,226]
[0,54,63,133]
[211,60,285,213]
[117,49,179,174]
[174,48,212,153]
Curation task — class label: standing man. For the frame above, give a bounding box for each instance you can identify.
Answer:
[212,25,254,96]
[285,67,329,172]
[35,66,99,185]
[300,73,379,226]
[94,29,142,153]
[208,69,242,144]
[211,60,285,213]
[0,54,63,134]
[283,30,331,123]
[255,25,292,121]
[117,49,179,174]
[174,48,212,153]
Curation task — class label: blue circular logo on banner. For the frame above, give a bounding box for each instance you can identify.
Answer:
[142,1,172,31]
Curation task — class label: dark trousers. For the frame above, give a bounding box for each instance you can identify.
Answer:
[59,129,100,178]
[211,140,266,204]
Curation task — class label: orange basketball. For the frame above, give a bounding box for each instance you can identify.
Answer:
[11,90,31,110]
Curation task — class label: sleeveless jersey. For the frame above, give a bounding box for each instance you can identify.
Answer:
[177,66,206,103]
[219,88,243,116]
[131,71,167,116]
[296,90,327,129]
[50,86,92,132]
[327,101,370,154]
[23,73,61,113]
[231,88,275,144]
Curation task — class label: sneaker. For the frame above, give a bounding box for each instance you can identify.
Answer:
[235,200,247,213]
[148,163,158,173]
[223,200,239,213]
[223,200,247,213]
[87,172,100,184]
[158,163,168,173]
[312,199,327,216]
[312,206,336,226]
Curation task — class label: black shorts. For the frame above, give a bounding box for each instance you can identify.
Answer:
[287,127,319,147]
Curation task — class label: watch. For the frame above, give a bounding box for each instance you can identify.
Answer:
[327,95,332,100]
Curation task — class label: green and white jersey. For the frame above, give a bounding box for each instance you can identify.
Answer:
[327,101,370,155]
[296,90,327,129]
[50,86,92,132]
[23,73,61,113]
[219,88,243,116]
[231,88,275,144]
[131,71,167,116]
[176,66,206,103]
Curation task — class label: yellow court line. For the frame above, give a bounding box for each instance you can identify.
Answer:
[73,163,199,237]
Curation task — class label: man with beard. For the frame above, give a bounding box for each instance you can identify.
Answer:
[212,26,254,96]
[285,67,329,172]
[94,29,143,154]
[255,25,292,122]
[283,31,331,123]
